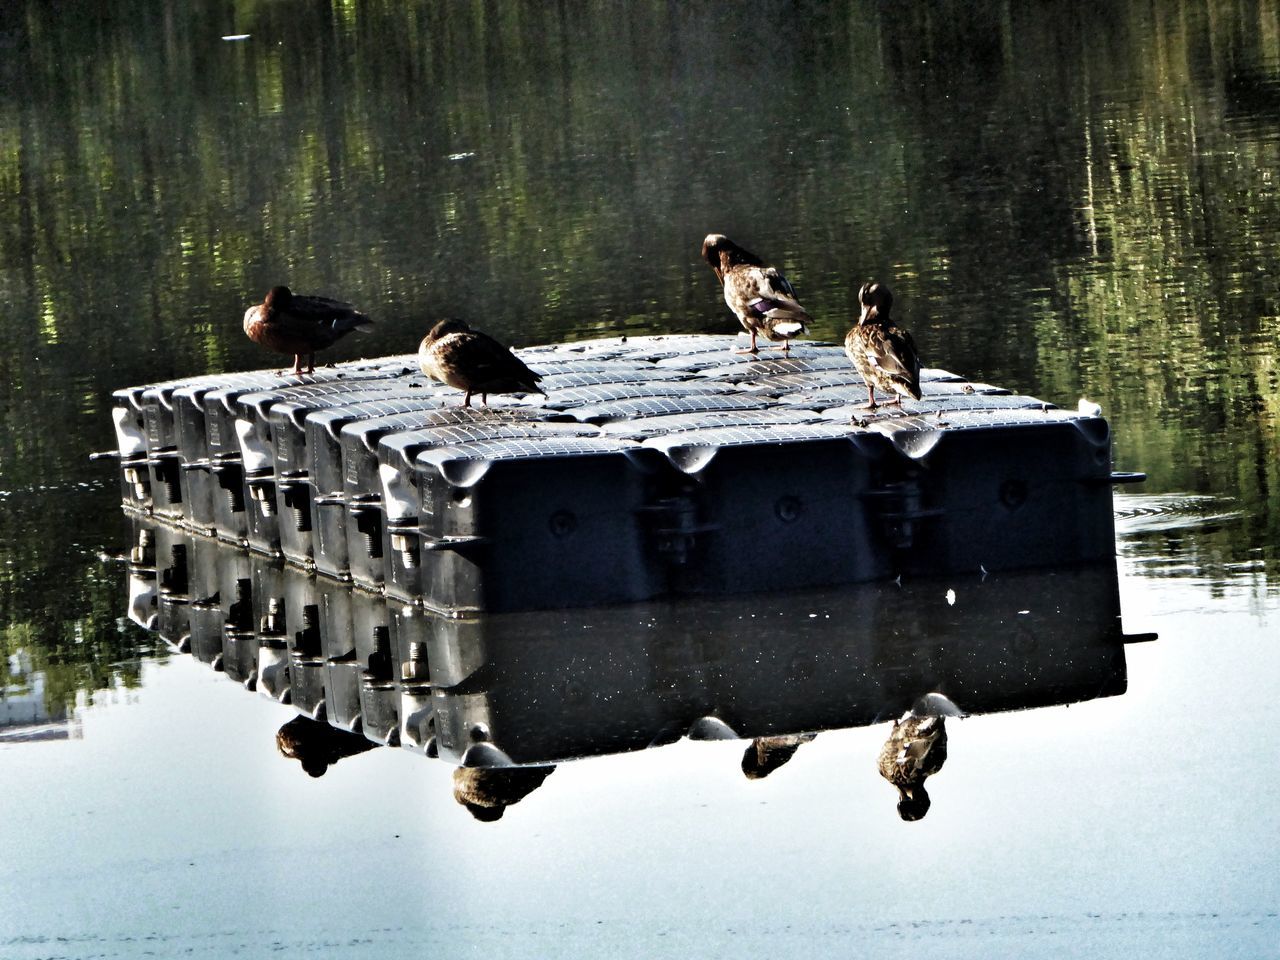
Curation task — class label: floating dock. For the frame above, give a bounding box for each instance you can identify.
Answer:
[107,335,1142,614]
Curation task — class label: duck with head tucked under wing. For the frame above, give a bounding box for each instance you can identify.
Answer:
[844,281,922,412]
[243,285,374,375]
[701,233,811,355]
[418,318,545,408]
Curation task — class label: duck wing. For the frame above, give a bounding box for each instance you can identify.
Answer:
[851,324,922,398]
[880,715,948,782]
[275,295,374,345]
[446,331,544,392]
[725,265,810,336]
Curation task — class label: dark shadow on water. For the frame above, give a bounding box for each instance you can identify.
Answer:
[113,516,1151,820]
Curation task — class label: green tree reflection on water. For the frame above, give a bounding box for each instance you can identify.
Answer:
[0,0,1277,709]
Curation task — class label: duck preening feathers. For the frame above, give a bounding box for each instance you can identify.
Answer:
[876,711,948,821]
[844,282,922,411]
[701,233,811,355]
[418,318,545,407]
[243,285,373,375]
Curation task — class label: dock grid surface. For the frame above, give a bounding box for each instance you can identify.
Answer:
[108,334,1133,614]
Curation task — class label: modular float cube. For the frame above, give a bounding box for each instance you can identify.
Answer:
[304,397,449,574]
[106,335,1142,612]
[335,408,558,587]
[641,423,894,593]
[377,421,601,603]
[866,409,1119,575]
[269,387,444,566]
[414,436,660,613]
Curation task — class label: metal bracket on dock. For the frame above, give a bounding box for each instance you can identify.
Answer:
[278,475,312,532]
[348,496,384,557]
[246,474,277,516]
[387,522,421,569]
[121,463,150,500]
[150,449,183,502]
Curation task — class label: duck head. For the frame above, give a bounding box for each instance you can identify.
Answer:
[895,782,931,821]
[701,233,763,280]
[420,317,473,348]
[262,285,294,315]
[858,282,894,324]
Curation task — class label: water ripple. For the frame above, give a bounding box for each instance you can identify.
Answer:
[1113,493,1243,536]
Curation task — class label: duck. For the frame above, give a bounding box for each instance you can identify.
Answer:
[275,715,376,778]
[453,765,555,822]
[876,708,949,821]
[844,282,922,410]
[701,233,811,355]
[418,318,545,407]
[243,285,373,375]
[741,732,817,780]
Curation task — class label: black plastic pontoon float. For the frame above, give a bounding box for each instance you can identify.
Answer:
[105,335,1144,615]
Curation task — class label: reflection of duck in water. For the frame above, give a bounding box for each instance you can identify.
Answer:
[877,694,961,820]
[276,715,377,777]
[417,318,545,407]
[844,282,922,411]
[741,733,816,780]
[701,234,811,355]
[453,765,555,821]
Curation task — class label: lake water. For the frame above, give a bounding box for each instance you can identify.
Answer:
[1,1,1278,956]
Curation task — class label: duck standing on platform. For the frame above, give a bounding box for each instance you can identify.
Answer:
[418,318,545,407]
[701,233,811,355]
[243,285,374,375]
[844,282,922,410]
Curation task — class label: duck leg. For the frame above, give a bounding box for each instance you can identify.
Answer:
[863,385,879,411]
[462,390,473,408]
[291,354,305,376]
[734,330,760,355]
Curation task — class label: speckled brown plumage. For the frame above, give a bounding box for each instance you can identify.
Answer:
[876,713,948,821]
[844,282,922,411]
[243,285,373,375]
[741,732,817,780]
[701,233,811,355]
[417,318,545,407]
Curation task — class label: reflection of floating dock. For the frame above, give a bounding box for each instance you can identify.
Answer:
[107,335,1141,614]
[123,517,1151,769]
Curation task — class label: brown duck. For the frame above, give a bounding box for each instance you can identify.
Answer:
[243,285,373,375]
[844,282,922,410]
[418,318,545,407]
[877,712,948,821]
[701,234,811,355]
[452,765,555,822]
[741,732,817,780]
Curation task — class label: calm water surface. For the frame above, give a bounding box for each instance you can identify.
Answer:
[1,1,1278,956]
